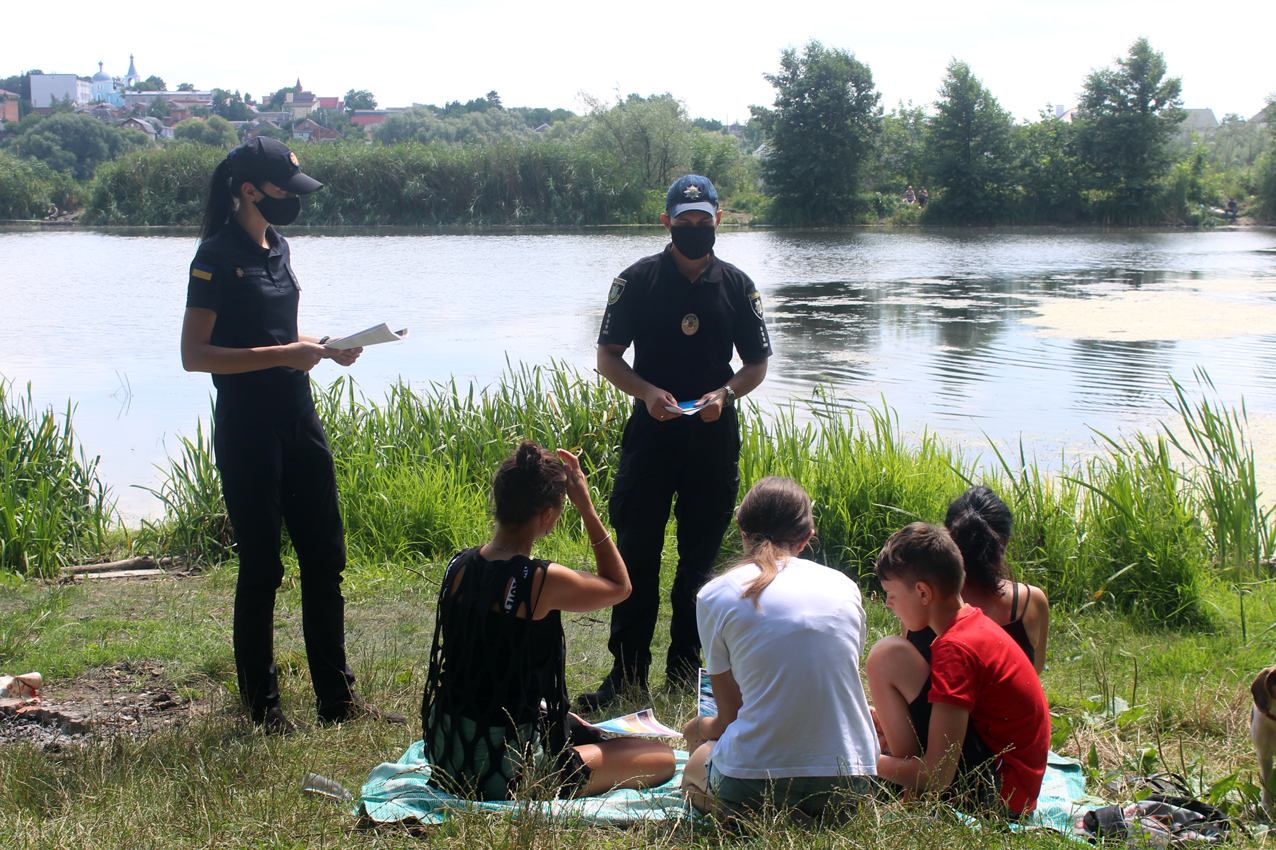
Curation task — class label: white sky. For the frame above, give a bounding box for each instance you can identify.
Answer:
[8,0,1270,123]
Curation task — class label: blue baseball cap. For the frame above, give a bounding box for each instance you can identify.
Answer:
[666,175,719,219]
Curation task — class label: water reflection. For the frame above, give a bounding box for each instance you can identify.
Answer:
[2,225,1275,519]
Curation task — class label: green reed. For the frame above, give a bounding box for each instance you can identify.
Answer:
[138,361,1276,624]
[0,381,114,577]
[135,417,233,564]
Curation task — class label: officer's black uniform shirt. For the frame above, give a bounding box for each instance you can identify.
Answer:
[597,246,772,402]
[185,218,315,424]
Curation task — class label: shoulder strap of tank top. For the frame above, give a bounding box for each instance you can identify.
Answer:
[1010,580,1021,620]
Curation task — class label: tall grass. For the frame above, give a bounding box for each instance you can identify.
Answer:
[84,140,651,227]
[135,418,232,565]
[140,362,1276,624]
[0,381,114,577]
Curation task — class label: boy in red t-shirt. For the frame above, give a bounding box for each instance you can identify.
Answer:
[866,522,1050,816]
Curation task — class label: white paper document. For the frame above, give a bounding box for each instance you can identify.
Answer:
[324,323,408,350]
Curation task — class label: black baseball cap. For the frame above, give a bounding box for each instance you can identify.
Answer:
[666,174,718,219]
[226,137,323,194]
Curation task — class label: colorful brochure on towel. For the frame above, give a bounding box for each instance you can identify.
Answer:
[590,708,681,738]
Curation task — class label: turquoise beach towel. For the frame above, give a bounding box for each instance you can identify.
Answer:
[357,743,1086,830]
[357,741,690,826]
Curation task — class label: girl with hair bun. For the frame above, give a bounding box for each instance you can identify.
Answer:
[865,485,1050,774]
[681,477,879,819]
[421,441,674,800]
[941,486,1049,672]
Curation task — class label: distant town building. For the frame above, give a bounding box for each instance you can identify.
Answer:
[350,107,407,129]
[125,54,140,89]
[0,89,19,122]
[317,96,340,110]
[30,74,92,111]
[122,89,212,111]
[284,90,318,120]
[91,62,123,106]
[291,118,342,142]
[118,116,155,135]
[1179,108,1218,136]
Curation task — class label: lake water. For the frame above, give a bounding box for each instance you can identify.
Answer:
[4,225,1276,521]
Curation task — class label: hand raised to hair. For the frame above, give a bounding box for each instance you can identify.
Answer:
[556,449,593,512]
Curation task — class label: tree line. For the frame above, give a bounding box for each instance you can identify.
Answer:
[756,38,1274,225]
[2,38,1273,225]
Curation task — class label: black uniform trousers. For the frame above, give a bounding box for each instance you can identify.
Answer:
[606,401,740,684]
[214,409,356,718]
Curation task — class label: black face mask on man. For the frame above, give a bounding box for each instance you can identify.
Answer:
[669,223,716,260]
[251,187,302,226]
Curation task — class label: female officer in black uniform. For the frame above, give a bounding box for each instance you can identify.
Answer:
[180,138,400,733]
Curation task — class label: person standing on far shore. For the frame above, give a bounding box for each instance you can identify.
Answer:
[578,175,772,710]
[179,138,404,734]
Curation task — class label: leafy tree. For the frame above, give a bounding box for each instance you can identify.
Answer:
[1014,106,1085,222]
[147,95,169,118]
[1075,37,1185,219]
[581,92,691,190]
[867,100,927,193]
[174,116,239,148]
[485,90,502,109]
[1254,96,1276,221]
[514,106,575,129]
[692,117,725,133]
[689,130,744,194]
[211,89,253,121]
[343,89,377,111]
[1205,114,1269,170]
[924,60,1017,223]
[751,40,881,223]
[6,113,145,179]
[375,105,534,145]
[264,86,300,112]
[176,82,195,92]
[130,75,166,92]
[48,94,76,114]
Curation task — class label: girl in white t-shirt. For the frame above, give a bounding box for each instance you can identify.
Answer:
[681,477,880,819]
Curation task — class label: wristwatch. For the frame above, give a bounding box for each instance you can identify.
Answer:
[720,384,736,407]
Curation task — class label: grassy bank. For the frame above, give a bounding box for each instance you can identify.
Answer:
[3,363,1275,846]
[0,553,1272,848]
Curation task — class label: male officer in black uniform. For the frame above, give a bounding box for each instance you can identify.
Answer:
[579,175,771,709]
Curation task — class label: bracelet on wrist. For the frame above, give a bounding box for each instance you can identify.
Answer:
[589,532,612,548]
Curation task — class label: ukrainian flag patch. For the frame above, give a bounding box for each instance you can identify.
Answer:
[191,262,215,281]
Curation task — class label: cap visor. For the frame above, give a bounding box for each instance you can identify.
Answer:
[669,201,717,219]
[278,171,324,194]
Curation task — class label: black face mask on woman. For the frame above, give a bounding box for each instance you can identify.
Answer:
[669,223,716,260]
[251,188,302,226]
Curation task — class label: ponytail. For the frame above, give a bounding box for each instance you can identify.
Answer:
[944,486,1013,595]
[198,159,236,243]
[726,477,814,607]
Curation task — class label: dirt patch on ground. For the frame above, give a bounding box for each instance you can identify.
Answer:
[0,661,211,750]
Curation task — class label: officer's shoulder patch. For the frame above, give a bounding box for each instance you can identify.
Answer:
[749,290,763,319]
[190,261,216,282]
[608,277,627,304]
